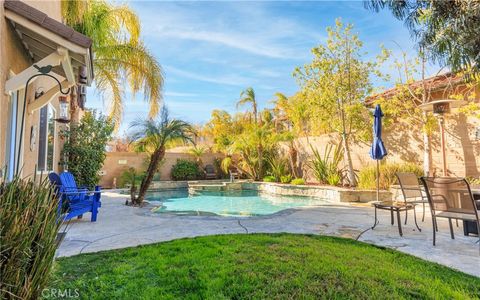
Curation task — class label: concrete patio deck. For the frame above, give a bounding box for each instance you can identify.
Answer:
[57,192,480,277]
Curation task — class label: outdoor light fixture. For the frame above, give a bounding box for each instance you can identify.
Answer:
[77,66,87,109]
[54,96,70,123]
[15,64,71,175]
[419,99,466,176]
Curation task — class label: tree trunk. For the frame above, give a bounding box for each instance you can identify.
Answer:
[422,112,432,176]
[343,132,357,186]
[70,87,81,124]
[257,144,263,180]
[288,141,299,178]
[136,147,165,204]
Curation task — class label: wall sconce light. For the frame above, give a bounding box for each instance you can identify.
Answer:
[54,96,70,123]
[78,66,87,109]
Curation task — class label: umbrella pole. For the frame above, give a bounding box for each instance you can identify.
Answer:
[376,160,380,202]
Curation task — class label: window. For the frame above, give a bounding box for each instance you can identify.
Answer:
[37,104,56,172]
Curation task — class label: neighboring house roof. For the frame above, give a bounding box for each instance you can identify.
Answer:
[365,72,466,106]
[4,0,92,48]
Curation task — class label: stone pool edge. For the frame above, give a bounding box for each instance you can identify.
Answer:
[147,180,392,203]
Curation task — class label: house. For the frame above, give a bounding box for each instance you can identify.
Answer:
[0,0,93,181]
[365,71,480,177]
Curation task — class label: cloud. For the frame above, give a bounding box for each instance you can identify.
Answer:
[164,91,198,97]
[155,29,295,59]
[138,1,323,60]
[164,65,251,87]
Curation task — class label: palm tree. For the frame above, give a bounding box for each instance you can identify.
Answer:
[130,108,194,205]
[62,1,163,127]
[189,145,206,166]
[237,87,258,124]
[237,87,266,178]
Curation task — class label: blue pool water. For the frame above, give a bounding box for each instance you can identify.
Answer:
[146,189,329,217]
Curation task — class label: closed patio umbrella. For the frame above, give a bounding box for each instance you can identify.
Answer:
[369,104,387,202]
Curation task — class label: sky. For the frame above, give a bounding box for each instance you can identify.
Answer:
[86,0,436,135]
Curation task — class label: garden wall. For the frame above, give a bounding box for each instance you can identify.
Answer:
[293,112,480,181]
[99,151,223,188]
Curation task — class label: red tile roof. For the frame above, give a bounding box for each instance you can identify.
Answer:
[365,72,466,105]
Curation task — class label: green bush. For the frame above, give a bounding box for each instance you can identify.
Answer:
[171,159,202,181]
[61,111,114,188]
[290,178,306,185]
[467,177,480,185]
[280,174,292,184]
[358,162,423,190]
[267,156,291,182]
[306,144,344,186]
[0,177,61,299]
[263,175,276,182]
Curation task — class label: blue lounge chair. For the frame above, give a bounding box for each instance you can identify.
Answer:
[49,172,101,222]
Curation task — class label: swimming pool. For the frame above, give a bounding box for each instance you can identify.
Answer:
[146,189,330,217]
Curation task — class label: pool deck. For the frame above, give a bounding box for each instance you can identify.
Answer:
[57,191,480,277]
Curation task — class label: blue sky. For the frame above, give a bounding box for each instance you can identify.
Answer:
[87,1,435,135]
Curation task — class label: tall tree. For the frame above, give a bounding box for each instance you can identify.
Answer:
[237,87,259,124]
[365,0,480,75]
[129,108,194,205]
[373,49,437,176]
[294,19,388,186]
[237,87,265,178]
[62,0,163,127]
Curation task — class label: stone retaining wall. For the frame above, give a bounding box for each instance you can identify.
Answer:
[242,182,391,203]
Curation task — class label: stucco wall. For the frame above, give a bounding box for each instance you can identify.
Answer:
[0,0,68,179]
[294,108,480,181]
[99,151,224,188]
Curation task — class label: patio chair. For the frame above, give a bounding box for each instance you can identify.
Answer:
[229,167,239,182]
[50,172,102,222]
[204,164,217,180]
[420,177,480,250]
[396,172,429,222]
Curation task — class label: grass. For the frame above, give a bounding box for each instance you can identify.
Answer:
[49,234,480,299]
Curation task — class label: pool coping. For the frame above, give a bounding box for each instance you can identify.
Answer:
[146,180,393,203]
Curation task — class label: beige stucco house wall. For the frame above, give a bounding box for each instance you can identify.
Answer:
[1,0,92,181]
[295,83,480,181]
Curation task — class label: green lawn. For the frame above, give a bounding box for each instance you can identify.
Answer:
[50,234,480,299]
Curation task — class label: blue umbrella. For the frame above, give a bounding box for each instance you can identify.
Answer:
[370,104,387,202]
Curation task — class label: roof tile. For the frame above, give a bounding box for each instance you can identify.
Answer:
[4,0,92,48]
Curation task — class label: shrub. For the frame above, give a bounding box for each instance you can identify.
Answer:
[267,156,291,182]
[358,162,423,190]
[291,178,306,185]
[263,175,276,182]
[119,167,146,203]
[61,111,114,188]
[171,159,202,181]
[0,177,61,299]
[280,174,292,184]
[213,158,228,179]
[467,177,480,185]
[306,144,344,186]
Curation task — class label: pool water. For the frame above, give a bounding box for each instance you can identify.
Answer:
[146,189,329,217]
